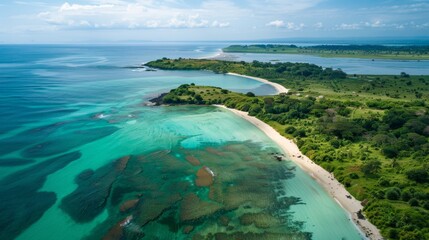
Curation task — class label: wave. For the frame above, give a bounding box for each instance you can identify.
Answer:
[36,56,109,68]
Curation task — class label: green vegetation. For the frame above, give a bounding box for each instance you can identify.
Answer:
[223,44,429,60]
[146,58,347,79]
[147,58,429,239]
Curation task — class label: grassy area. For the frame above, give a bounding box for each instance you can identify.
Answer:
[147,58,429,240]
[223,44,429,60]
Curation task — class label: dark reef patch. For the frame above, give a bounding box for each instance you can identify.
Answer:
[82,142,309,239]
[60,155,130,223]
[0,158,35,166]
[0,151,82,240]
[22,126,118,158]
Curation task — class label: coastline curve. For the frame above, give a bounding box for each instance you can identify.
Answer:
[227,72,289,95]
[214,104,383,240]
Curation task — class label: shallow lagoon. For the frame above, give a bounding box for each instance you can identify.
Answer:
[219,52,429,75]
[0,44,365,239]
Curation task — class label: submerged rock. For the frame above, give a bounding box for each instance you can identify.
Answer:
[120,199,139,212]
[185,155,201,166]
[183,225,194,234]
[136,193,182,226]
[239,212,282,229]
[102,216,144,240]
[206,147,224,156]
[212,231,312,240]
[196,167,214,187]
[180,193,223,222]
[102,216,130,240]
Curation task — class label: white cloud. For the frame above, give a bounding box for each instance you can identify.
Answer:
[415,22,429,29]
[335,23,361,30]
[266,20,284,27]
[38,1,235,29]
[364,20,385,28]
[267,20,304,30]
[167,14,209,28]
[211,20,230,28]
[285,22,305,30]
[58,2,114,11]
[333,20,426,31]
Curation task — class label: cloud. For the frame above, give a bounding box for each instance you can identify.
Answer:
[333,20,428,31]
[267,20,304,30]
[266,20,284,28]
[335,21,384,30]
[38,1,234,29]
[335,23,361,30]
[211,20,230,28]
[285,22,305,30]
[364,20,385,28]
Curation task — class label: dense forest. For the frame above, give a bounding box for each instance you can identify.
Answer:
[146,58,429,240]
[222,44,429,60]
[146,58,347,79]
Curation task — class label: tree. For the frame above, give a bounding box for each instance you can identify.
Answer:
[406,169,429,183]
[401,189,412,201]
[320,117,364,140]
[285,126,296,134]
[246,92,256,97]
[385,187,401,200]
[194,94,203,103]
[408,198,419,207]
[382,146,399,158]
[249,104,262,116]
[400,72,410,78]
[361,159,382,175]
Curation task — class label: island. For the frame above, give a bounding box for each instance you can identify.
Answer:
[222,44,429,60]
[146,58,429,240]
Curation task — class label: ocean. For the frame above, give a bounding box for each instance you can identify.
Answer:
[0,43,401,239]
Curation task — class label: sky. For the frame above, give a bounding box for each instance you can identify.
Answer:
[0,0,428,43]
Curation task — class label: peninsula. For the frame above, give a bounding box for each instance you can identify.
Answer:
[146,58,429,240]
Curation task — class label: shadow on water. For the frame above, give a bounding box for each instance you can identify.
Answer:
[0,151,82,240]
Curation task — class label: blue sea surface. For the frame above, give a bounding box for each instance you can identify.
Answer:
[0,44,368,239]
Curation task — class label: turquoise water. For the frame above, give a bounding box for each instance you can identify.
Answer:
[1,44,363,239]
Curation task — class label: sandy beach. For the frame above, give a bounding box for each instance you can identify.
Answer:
[227,72,289,94]
[215,105,383,240]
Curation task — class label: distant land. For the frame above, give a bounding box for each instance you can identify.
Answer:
[223,44,429,60]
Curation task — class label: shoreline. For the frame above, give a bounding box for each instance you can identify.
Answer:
[199,49,223,60]
[215,104,383,240]
[226,72,289,95]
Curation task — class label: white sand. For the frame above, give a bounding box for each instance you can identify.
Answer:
[227,72,289,94]
[215,105,383,240]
